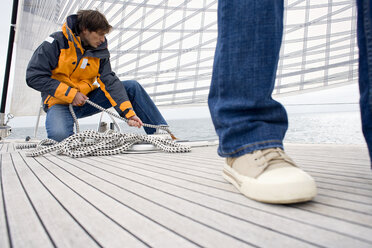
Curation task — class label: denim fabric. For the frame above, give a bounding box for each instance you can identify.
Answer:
[46,80,167,141]
[357,0,372,164]
[208,0,287,157]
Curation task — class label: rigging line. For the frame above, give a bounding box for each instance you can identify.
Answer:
[116,38,217,76]
[300,0,311,90]
[283,36,356,58]
[108,0,216,58]
[286,4,353,34]
[114,3,126,71]
[96,1,104,14]
[106,0,151,29]
[102,0,120,16]
[277,59,358,78]
[348,2,357,83]
[133,3,147,78]
[279,51,358,69]
[107,0,167,43]
[108,0,193,54]
[27,1,50,53]
[286,0,306,9]
[284,44,357,62]
[56,0,73,21]
[324,0,334,87]
[275,71,358,90]
[149,86,210,97]
[285,16,353,29]
[155,96,210,105]
[154,0,169,102]
[117,32,349,76]
[80,0,98,11]
[117,56,214,80]
[54,0,61,22]
[101,0,218,12]
[117,55,215,80]
[142,72,213,89]
[57,0,77,23]
[171,0,188,104]
[277,0,289,94]
[192,0,207,102]
[117,0,215,52]
[135,71,213,83]
[113,27,218,33]
[131,65,212,76]
[34,1,58,48]
[285,30,355,43]
[287,1,352,10]
[282,102,359,106]
[140,69,357,97]
[110,20,217,62]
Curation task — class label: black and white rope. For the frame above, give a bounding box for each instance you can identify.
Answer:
[19,100,190,157]
[85,100,176,139]
[25,129,191,158]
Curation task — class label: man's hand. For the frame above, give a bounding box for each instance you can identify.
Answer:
[72,92,88,106]
[128,115,143,128]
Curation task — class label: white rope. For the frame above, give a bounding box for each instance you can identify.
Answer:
[24,130,191,158]
[85,100,176,139]
[19,101,191,157]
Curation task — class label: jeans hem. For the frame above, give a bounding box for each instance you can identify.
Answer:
[218,139,284,158]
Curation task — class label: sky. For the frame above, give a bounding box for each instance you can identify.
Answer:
[0,1,361,128]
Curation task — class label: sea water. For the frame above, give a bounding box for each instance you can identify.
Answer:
[8,111,365,145]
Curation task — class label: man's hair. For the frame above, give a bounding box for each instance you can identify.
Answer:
[77,9,112,33]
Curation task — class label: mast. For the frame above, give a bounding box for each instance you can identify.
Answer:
[0,0,18,138]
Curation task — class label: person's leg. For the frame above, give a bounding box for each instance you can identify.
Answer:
[208,0,287,158]
[45,89,112,142]
[74,88,112,119]
[356,0,372,166]
[45,104,75,142]
[123,80,168,134]
[208,0,316,204]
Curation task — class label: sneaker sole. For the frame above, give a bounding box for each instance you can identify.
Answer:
[223,165,316,204]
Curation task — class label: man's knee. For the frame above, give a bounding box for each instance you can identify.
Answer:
[122,80,142,93]
[47,129,71,142]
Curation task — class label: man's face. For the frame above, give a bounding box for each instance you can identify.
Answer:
[80,29,107,48]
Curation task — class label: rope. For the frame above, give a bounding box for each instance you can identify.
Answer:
[85,100,177,139]
[18,101,191,157]
[24,130,191,158]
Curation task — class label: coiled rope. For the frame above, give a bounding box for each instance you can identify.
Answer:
[17,100,191,157]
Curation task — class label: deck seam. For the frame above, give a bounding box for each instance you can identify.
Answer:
[0,154,12,248]
[68,155,372,245]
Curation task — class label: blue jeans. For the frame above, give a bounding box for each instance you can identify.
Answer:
[46,80,167,142]
[357,0,372,164]
[209,0,372,165]
[208,0,286,158]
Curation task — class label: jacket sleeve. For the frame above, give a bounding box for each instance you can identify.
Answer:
[98,58,135,119]
[26,36,78,103]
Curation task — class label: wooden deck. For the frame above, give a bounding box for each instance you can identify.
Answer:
[0,141,371,247]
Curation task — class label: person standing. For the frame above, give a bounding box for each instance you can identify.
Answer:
[208,0,371,204]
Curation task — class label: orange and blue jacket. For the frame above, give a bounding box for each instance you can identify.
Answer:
[26,14,135,119]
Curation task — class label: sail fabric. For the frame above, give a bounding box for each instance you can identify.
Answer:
[10,0,357,116]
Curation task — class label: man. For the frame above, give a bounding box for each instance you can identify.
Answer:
[208,0,371,204]
[26,9,167,142]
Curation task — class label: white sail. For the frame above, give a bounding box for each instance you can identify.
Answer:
[9,0,357,116]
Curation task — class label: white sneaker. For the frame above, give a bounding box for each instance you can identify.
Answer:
[223,147,317,204]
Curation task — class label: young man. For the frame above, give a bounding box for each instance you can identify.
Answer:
[26,10,167,142]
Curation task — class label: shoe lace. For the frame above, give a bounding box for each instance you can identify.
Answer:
[257,148,297,169]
